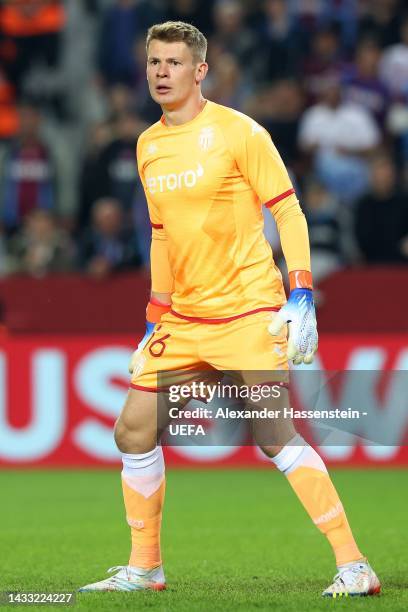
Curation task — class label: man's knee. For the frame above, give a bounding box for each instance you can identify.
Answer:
[258,444,284,459]
[114,417,156,454]
[114,389,159,454]
[113,417,134,452]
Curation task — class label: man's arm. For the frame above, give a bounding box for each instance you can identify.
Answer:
[129,139,174,374]
[148,224,173,317]
[228,116,317,363]
[266,193,317,364]
[128,225,174,374]
[267,192,311,279]
[150,225,173,301]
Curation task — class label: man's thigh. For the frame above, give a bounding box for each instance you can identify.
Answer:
[115,387,168,453]
[200,311,294,450]
[129,313,221,436]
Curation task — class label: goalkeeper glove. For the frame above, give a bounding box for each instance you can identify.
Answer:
[128,298,171,375]
[268,271,318,365]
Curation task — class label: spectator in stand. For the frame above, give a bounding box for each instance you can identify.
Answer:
[8,209,76,277]
[77,121,114,230]
[244,78,304,168]
[78,107,145,229]
[379,14,408,99]
[302,179,343,282]
[379,16,408,186]
[342,38,390,128]
[320,0,359,51]
[97,0,161,88]
[301,24,347,104]
[0,0,66,94]
[79,197,141,278]
[97,0,141,87]
[105,84,135,126]
[131,37,162,124]
[289,0,358,49]
[95,112,146,214]
[358,0,402,48]
[208,0,262,83]
[257,0,302,82]
[354,153,408,263]
[298,77,381,202]
[202,52,249,109]
[103,84,153,133]
[287,0,326,32]
[0,100,57,236]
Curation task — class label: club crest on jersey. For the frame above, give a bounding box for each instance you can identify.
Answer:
[147,143,158,154]
[198,126,214,151]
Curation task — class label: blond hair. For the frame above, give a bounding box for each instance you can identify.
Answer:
[146,21,207,63]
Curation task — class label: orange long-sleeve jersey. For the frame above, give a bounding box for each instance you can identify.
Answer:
[137,100,310,321]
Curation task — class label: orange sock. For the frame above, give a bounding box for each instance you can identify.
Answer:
[121,447,165,569]
[272,436,363,567]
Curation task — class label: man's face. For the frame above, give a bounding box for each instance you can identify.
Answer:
[93,200,122,235]
[371,159,395,194]
[146,40,207,109]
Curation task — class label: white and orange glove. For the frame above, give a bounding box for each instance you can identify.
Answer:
[268,270,318,365]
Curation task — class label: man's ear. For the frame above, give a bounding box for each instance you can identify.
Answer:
[195,62,208,84]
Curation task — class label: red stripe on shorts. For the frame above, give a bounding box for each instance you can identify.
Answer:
[170,306,281,324]
[130,383,166,393]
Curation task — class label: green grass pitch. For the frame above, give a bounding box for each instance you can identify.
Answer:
[1,468,407,611]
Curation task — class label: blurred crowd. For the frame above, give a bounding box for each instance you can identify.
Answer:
[1,0,408,281]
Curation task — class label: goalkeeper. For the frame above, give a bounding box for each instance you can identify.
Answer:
[80,20,380,598]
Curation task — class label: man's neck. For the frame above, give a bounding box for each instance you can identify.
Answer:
[162,95,207,127]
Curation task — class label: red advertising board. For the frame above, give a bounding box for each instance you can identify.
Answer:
[0,333,407,467]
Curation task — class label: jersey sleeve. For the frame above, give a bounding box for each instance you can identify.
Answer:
[137,136,174,294]
[228,116,295,207]
[150,235,174,294]
[137,136,164,231]
[227,115,311,274]
[272,196,311,273]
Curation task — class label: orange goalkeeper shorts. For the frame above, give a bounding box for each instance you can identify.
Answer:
[130,308,289,392]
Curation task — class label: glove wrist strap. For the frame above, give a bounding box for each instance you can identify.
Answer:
[146,298,171,324]
[289,270,313,291]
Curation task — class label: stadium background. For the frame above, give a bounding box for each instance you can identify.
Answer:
[0,0,407,468]
[1,2,407,608]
